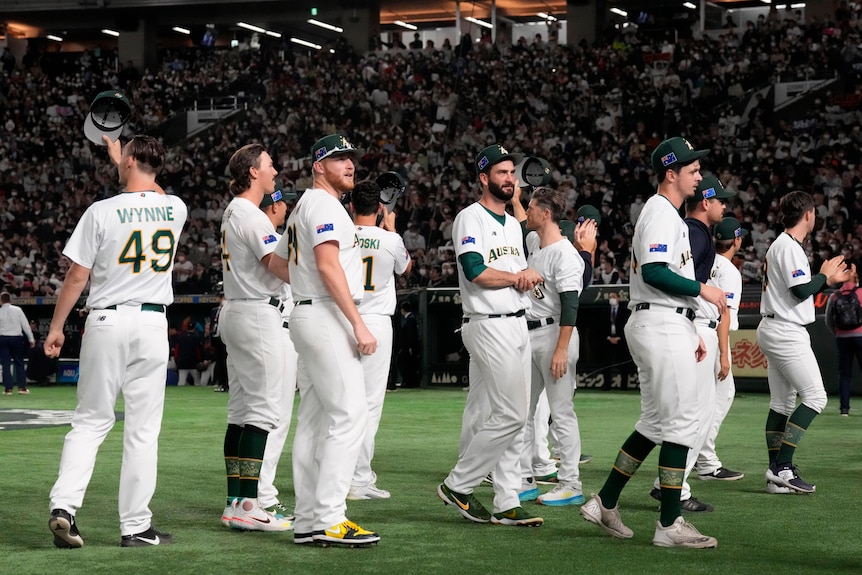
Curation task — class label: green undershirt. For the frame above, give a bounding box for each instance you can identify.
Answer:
[790,273,827,300]
[559,290,580,325]
[641,262,701,297]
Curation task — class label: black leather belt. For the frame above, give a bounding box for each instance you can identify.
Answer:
[295,299,361,306]
[696,319,718,329]
[634,302,695,322]
[268,297,285,312]
[463,309,526,324]
[527,317,555,330]
[764,314,775,319]
[283,321,289,329]
[103,303,165,312]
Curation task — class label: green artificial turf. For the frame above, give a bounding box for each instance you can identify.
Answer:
[2,386,861,575]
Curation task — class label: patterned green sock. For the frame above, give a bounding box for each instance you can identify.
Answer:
[598,431,655,509]
[238,424,269,499]
[776,404,818,465]
[765,409,789,464]
[224,424,243,498]
[658,442,687,527]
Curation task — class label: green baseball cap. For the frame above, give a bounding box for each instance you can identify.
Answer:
[576,204,602,226]
[259,188,287,209]
[714,216,749,241]
[84,90,132,146]
[475,144,522,174]
[558,220,576,243]
[650,136,709,174]
[693,175,736,202]
[521,156,552,187]
[311,134,356,162]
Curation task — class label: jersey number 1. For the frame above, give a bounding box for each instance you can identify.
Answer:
[119,229,176,273]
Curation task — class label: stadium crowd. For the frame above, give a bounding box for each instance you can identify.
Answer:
[2,3,862,298]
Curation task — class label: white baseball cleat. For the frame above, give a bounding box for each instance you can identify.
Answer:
[229,497,293,531]
[579,493,633,538]
[347,484,391,500]
[652,516,717,548]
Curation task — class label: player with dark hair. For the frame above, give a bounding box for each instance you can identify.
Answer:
[46,134,187,547]
[346,180,412,500]
[580,137,725,548]
[218,143,291,532]
[758,190,850,493]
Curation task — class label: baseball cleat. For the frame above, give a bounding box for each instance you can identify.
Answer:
[120,526,173,547]
[652,517,717,548]
[294,530,323,545]
[221,501,234,527]
[18,389,30,395]
[313,520,379,547]
[698,467,744,481]
[518,477,540,502]
[537,482,585,506]
[482,472,494,486]
[437,483,491,523]
[491,507,544,527]
[229,497,293,531]
[49,508,83,549]
[534,472,559,485]
[765,480,795,494]
[649,488,714,512]
[347,484,391,500]
[264,501,295,521]
[580,493,634,539]
[765,462,816,494]
[579,454,594,464]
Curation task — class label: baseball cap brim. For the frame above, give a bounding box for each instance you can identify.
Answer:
[84,112,124,146]
[377,171,405,213]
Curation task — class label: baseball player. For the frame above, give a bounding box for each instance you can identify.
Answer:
[436,144,544,527]
[580,137,726,548]
[46,134,187,547]
[347,180,412,500]
[219,144,290,532]
[269,134,379,547]
[255,189,298,520]
[0,291,35,394]
[648,175,736,512]
[758,191,850,493]
[696,217,747,482]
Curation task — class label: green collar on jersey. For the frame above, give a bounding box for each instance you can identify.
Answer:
[480,204,506,226]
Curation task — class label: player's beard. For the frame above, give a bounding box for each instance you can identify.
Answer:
[488,180,514,202]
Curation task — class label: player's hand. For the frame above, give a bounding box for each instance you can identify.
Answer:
[512,179,523,203]
[380,206,396,231]
[29,341,35,349]
[574,219,597,253]
[550,348,568,380]
[717,354,730,381]
[823,257,851,286]
[515,268,543,291]
[354,323,378,356]
[44,330,65,358]
[695,335,707,363]
[699,284,727,316]
[103,135,122,167]
[608,336,620,345]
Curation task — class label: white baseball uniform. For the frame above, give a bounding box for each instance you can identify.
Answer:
[352,224,410,489]
[627,194,700,448]
[276,187,367,533]
[49,190,187,536]
[257,238,298,509]
[221,197,284,431]
[697,252,742,474]
[520,233,584,488]
[757,232,827,415]
[444,202,532,513]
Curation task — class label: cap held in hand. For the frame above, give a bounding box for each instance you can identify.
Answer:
[84,91,132,146]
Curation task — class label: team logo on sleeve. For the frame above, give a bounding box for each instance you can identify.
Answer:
[263,234,277,244]
[791,269,806,278]
[661,152,677,166]
[316,223,334,234]
[649,243,667,253]
[461,236,476,245]
[725,292,735,299]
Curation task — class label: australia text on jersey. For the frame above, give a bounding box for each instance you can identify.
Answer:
[116,206,178,224]
[487,245,521,262]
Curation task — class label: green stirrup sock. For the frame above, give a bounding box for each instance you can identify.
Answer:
[238,424,270,499]
[598,431,655,509]
[658,442,687,527]
[765,409,788,464]
[776,404,819,465]
[224,424,243,498]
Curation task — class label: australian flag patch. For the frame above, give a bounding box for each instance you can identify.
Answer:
[661,152,677,166]
[461,236,476,245]
[649,243,667,253]
[262,234,277,244]
[316,223,334,234]
[791,269,806,278]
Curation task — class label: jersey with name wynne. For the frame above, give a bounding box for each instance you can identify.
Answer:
[629,193,696,310]
[761,232,815,325]
[525,233,583,320]
[276,188,363,302]
[453,202,531,316]
[355,225,410,316]
[221,197,283,300]
[64,190,188,310]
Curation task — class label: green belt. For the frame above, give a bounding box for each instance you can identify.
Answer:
[103,303,165,312]
[295,300,312,306]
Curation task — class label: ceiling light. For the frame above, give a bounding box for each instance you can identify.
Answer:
[238,22,266,34]
[265,30,282,38]
[683,2,697,9]
[465,16,493,29]
[609,8,628,17]
[394,20,418,30]
[308,19,344,33]
[172,26,191,35]
[538,12,557,21]
[291,37,321,50]
[791,2,806,7]
[47,34,63,42]
[101,29,119,37]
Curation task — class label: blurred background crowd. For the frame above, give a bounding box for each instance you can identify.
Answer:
[2,3,862,299]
